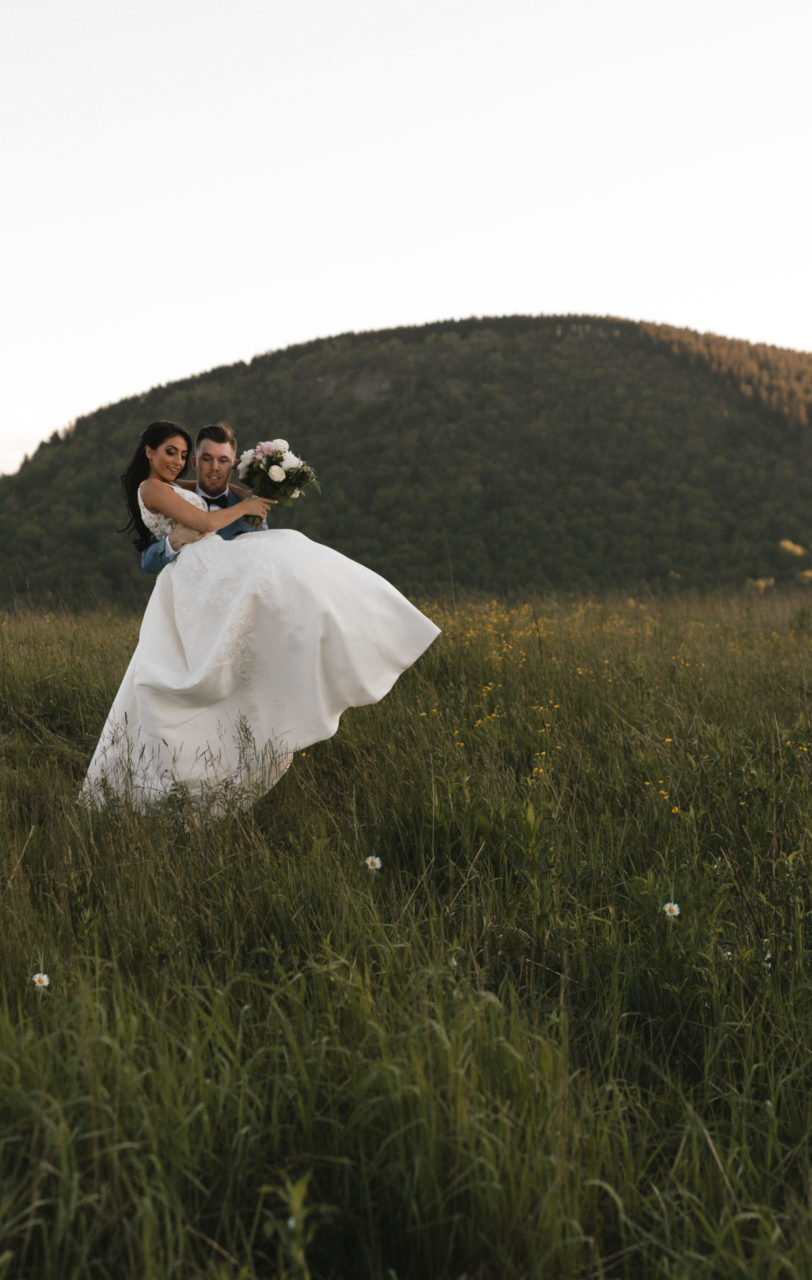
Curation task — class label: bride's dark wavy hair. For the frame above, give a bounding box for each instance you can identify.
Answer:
[121,421,193,552]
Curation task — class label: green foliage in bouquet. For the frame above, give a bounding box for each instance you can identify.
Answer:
[235,437,319,523]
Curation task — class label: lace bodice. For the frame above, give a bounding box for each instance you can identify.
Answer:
[138,482,208,538]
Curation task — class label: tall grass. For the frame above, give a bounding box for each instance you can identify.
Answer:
[2,591,812,1277]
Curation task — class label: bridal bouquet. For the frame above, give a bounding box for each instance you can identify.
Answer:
[234,438,319,524]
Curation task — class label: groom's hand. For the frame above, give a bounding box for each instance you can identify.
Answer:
[168,525,202,551]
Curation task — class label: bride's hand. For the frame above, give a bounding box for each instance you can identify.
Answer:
[240,495,273,519]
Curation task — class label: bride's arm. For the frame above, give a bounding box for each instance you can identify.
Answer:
[168,478,271,505]
[228,481,277,504]
[140,479,271,532]
[164,477,267,505]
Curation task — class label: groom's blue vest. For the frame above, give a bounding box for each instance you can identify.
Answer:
[140,490,265,576]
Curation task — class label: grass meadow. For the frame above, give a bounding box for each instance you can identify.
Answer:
[3,590,812,1278]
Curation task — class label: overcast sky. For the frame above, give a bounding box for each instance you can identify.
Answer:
[2,0,809,475]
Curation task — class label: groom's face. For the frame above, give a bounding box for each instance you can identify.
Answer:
[194,438,237,496]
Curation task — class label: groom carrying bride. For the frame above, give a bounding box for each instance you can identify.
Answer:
[141,421,265,574]
[82,416,439,810]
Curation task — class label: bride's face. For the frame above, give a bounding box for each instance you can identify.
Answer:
[145,435,189,483]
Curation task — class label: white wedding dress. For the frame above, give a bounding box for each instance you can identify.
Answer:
[81,484,440,811]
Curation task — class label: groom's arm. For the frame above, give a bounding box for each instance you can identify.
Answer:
[140,536,178,575]
[220,513,269,539]
[219,491,272,539]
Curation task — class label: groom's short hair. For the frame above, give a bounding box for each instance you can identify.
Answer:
[195,421,238,453]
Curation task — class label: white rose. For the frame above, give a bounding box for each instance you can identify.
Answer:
[270,438,289,453]
[292,489,301,499]
[268,464,286,482]
[281,450,301,471]
[236,449,254,479]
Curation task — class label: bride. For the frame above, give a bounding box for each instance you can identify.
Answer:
[81,421,440,810]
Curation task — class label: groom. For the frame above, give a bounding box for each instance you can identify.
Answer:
[141,421,265,574]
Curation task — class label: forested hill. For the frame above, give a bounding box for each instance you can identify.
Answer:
[4,314,812,608]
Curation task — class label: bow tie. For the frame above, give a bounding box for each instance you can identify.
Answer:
[204,492,230,508]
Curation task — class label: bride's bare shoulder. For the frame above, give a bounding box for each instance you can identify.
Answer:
[139,477,173,513]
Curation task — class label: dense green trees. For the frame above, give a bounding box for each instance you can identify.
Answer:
[3,314,812,608]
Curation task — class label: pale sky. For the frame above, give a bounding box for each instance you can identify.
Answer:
[2,0,809,475]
